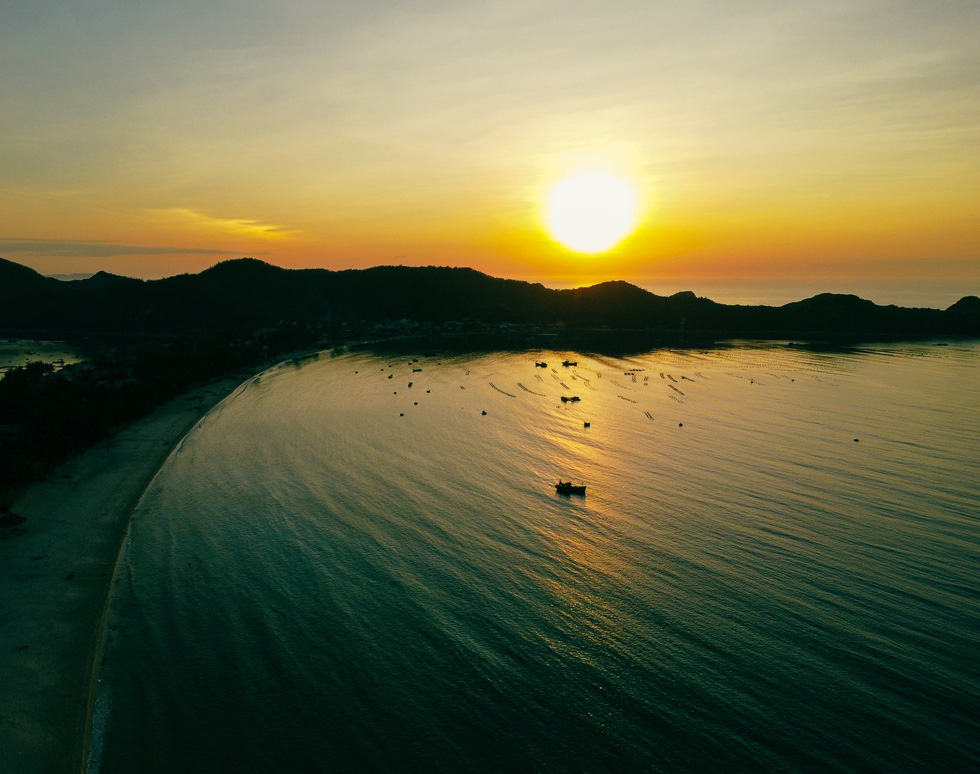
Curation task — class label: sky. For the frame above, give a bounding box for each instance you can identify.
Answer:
[2,0,978,299]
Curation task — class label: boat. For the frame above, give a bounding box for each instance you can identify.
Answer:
[560,395,581,402]
[562,360,577,367]
[535,361,548,367]
[555,479,586,495]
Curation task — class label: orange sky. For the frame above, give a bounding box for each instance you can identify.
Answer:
[2,1,978,301]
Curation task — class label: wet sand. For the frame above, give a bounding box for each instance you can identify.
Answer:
[0,374,247,774]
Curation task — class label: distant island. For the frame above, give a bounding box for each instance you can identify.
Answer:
[2,256,978,338]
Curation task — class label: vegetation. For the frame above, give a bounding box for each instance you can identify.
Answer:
[0,325,323,508]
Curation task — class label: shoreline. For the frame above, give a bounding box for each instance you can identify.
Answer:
[79,374,255,774]
[0,353,313,774]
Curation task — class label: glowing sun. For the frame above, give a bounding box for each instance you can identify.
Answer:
[546,172,637,253]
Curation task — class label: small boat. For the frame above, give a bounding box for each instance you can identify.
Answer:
[535,361,548,367]
[560,396,581,403]
[562,360,577,367]
[556,479,586,495]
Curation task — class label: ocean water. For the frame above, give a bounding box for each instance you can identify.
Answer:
[90,342,979,773]
[0,338,80,370]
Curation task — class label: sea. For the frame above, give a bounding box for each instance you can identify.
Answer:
[88,340,979,773]
[0,338,80,371]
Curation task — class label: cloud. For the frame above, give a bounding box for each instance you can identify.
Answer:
[149,209,297,239]
[0,238,252,258]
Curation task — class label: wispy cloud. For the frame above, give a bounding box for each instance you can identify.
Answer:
[150,209,297,239]
[0,238,250,258]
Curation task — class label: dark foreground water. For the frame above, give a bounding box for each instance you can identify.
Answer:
[90,343,979,773]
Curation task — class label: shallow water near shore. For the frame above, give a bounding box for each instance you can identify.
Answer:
[91,342,979,773]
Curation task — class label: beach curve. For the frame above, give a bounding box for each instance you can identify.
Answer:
[0,354,316,774]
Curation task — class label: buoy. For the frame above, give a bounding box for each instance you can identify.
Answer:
[584,422,590,427]
[679,422,683,427]
[482,410,487,415]
[400,413,404,417]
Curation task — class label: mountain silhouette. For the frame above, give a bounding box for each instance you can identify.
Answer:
[0,256,976,337]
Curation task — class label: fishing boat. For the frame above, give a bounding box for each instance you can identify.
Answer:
[562,360,577,367]
[555,479,586,495]
[535,361,548,367]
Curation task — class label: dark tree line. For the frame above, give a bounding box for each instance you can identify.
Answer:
[0,325,324,508]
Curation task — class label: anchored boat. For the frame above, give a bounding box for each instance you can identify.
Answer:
[555,479,586,495]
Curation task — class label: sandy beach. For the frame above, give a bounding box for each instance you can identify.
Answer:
[0,372,250,774]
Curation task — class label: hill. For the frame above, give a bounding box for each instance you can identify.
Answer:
[0,256,976,338]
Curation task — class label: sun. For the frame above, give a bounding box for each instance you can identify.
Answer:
[546,172,637,254]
